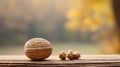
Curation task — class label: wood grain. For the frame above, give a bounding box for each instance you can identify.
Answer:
[0,55,120,67]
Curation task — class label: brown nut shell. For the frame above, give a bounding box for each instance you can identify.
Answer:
[73,51,80,59]
[25,48,52,60]
[59,51,66,60]
[24,38,52,61]
[67,53,76,60]
[67,50,75,60]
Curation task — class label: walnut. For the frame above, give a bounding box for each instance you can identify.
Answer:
[24,38,52,61]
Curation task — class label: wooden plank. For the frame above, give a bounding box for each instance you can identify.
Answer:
[0,55,120,67]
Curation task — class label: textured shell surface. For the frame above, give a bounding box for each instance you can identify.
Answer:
[24,38,52,49]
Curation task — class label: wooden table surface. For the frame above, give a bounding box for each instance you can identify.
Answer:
[0,55,120,67]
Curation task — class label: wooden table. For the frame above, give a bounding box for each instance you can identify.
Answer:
[0,55,120,67]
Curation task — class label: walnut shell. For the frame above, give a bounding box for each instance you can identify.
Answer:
[24,38,52,60]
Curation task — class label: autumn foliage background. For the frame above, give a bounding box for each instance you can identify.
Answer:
[0,0,119,55]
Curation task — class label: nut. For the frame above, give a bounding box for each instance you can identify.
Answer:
[59,51,66,60]
[73,51,80,59]
[67,50,76,60]
[24,38,52,61]
[67,50,80,60]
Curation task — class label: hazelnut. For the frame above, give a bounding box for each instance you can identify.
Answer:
[59,51,66,60]
[67,50,76,60]
[24,38,52,61]
[73,51,80,59]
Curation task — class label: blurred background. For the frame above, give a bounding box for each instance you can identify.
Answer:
[0,0,119,55]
